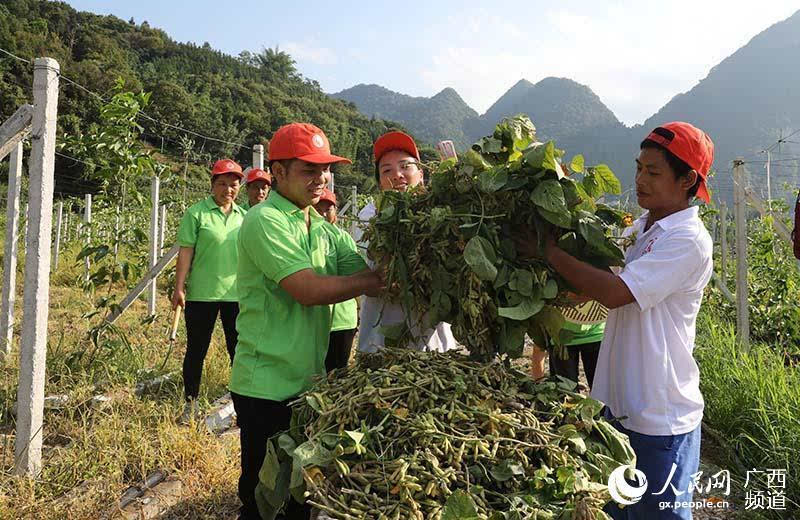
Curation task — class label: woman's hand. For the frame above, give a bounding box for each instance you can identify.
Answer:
[171,287,186,310]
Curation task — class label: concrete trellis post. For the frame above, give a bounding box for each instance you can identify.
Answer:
[252,144,264,170]
[83,194,92,283]
[15,57,59,477]
[0,142,23,361]
[53,202,63,270]
[159,204,167,255]
[733,159,749,350]
[147,176,160,316]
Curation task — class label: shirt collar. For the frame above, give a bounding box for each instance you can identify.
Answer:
[204,196,245,215]
[638,206,699,231]
[203,196,219,210]
[268,191,323,221]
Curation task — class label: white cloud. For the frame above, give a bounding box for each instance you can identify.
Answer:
[283,41,338,66]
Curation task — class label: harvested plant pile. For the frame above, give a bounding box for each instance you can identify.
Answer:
[364,116,630,359]
[256,349,636,520]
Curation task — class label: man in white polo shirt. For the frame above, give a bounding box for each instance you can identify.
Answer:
[525,122,714,519]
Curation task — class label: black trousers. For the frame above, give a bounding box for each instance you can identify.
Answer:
[183,300,239,400]
[231,392,311,520]
[549,341,601,390]
[325,328,357,372]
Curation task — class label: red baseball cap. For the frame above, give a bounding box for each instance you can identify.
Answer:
[318,188,337,206]
[268,123,352,164]
[644,122,714,203]
[246,168,272,186]
[211,159,243,178]
[374,131,420,164]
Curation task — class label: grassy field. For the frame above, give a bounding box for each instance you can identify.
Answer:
[1,242,241,519]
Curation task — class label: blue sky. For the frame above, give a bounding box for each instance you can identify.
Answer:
[65,1,799,126]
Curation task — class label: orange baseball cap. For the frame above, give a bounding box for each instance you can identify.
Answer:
[374,131,420,164]
[644,122,714,203]
[246,168,272,186]
[268,123,352,164]
[318,188,337,206]
[211,159,243,178]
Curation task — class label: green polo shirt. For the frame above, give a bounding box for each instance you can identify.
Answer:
[563,321,605,346]
[230,191,368,401]
[176,196,246,302]
[331,300,358,331]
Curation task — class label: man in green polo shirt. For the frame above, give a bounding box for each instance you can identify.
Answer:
[230,123,383,520]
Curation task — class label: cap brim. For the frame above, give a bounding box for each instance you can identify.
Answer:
[374,132,420,163]
[297,153,352,165]
[213,170,244,178]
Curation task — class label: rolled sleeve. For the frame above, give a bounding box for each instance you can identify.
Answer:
[619,234,705,311]
[176,211,198,247]
[336,230,368,276]
[242,213,313,284]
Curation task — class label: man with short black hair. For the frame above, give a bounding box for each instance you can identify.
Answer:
[523,122,714,519]
[231,123,384,519]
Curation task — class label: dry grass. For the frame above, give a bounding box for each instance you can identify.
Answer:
[1,243,241,519]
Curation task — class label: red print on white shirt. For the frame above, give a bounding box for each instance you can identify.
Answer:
[642,237,657,255]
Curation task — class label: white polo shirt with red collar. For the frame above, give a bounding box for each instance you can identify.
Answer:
[591,206,713,436]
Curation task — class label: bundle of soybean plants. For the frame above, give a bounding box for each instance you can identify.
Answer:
[364,115,630,359]
[255,349,636,520]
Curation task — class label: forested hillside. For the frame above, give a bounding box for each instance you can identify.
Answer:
[0,0,400,195]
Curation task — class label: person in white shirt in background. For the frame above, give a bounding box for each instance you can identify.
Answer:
[519,122,714,520]
[354,131,456,353]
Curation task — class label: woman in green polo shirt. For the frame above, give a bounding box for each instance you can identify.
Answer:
[172,158,247,416]
[549,321,604,390]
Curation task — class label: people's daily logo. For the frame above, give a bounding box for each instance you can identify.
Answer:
[608,465,648,505]
[312,134,325,148]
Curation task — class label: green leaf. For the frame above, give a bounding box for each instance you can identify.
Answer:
[562,178,596,212]
[478,168,508,192]
[537,305,565,338]
[490,459,526,482]
[570,155,585,173]
[473,136,503,154]
[277,434,297,455]
[515,269,533,297]
[291,440,332,468]
[258,440,280,490]
[345,430,365,445]
[537,207,573,229]
[582,173,601,198]
[531,179,568,215]
[442,490,480,520]
[463,236,498,281]
[436,157,457,174]
[498,296,544,320]
[543,279,558,299]
[592,164,621,195]
[524,141,559,172]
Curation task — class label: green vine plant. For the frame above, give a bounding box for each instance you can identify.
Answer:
[60,79,167,368]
